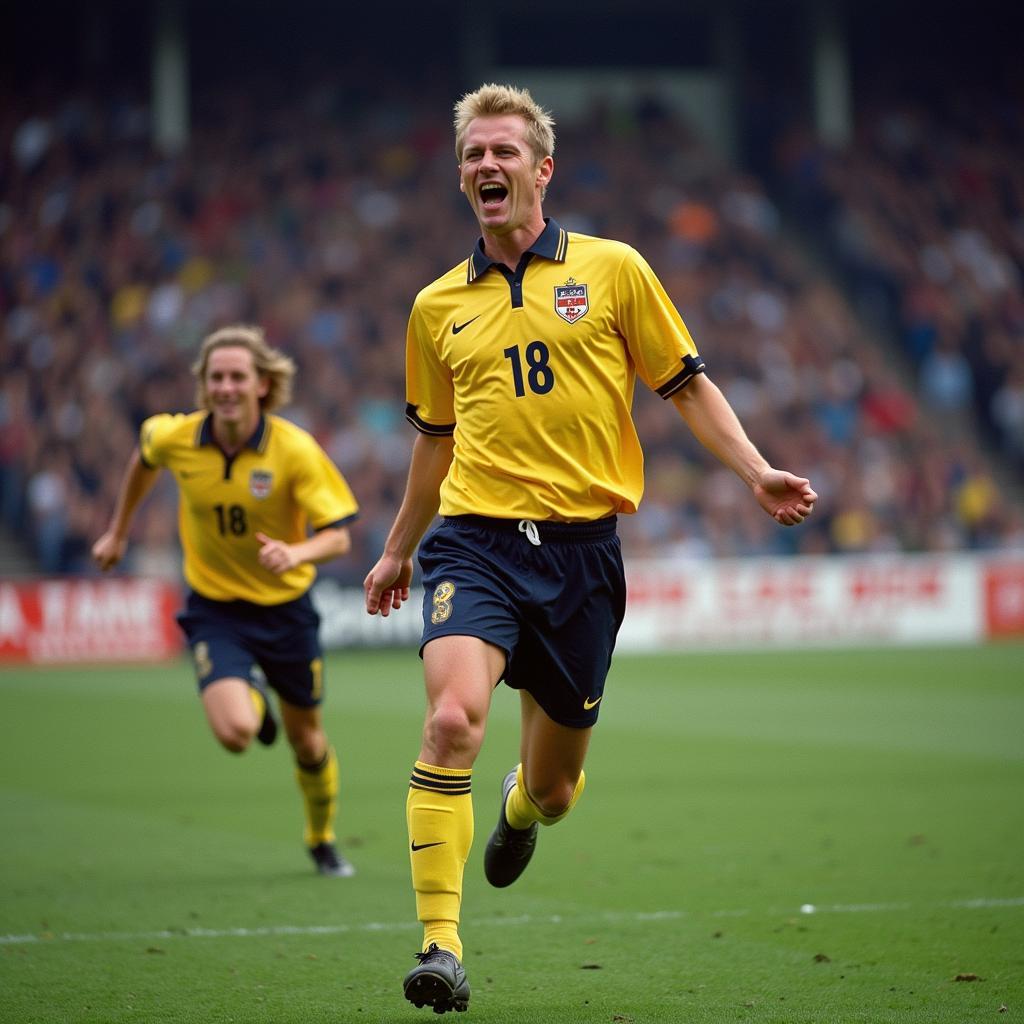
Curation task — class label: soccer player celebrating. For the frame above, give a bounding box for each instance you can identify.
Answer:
[364,84,817,1013]
[93,325,360,877]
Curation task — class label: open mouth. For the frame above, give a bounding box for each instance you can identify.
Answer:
[479,182,508,209]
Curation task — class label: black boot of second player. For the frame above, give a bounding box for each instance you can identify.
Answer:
[483,768,539,888]
[403,943,470,1014]
[308,841,356,878]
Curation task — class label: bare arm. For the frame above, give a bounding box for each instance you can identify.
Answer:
[364,432,455,615]
[671,373,816,526]
[91,448,162,570]
[254,525,352,576]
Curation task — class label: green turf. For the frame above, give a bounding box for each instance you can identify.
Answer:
[1,644,1022,1023]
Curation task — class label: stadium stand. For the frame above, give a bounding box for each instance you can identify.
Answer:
[776,96,1024,475]
[1,73,1022,583]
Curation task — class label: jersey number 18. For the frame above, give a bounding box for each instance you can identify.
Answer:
[214,503,248,536]
[503,341,554,397]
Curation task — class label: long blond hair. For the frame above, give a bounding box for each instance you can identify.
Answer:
[192,325,295,413]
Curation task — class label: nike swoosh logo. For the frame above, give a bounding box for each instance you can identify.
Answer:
[410,840,446,852]
[583,696,603,710]
[452,315,481,335]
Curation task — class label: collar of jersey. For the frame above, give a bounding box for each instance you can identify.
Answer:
[196,413,268,452]
[468,217,567,282]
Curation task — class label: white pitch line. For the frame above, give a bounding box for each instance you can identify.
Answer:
[952,897,1024,909]
[2,898,1021,947]
[810,902,912,914]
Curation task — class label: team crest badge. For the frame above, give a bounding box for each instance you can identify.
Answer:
[554,277,589,324]
[249,469,273,499]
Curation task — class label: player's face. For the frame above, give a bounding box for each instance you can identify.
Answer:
[204,346,268,430]
[459,115,553,236]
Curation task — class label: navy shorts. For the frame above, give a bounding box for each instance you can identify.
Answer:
[176,590,324,708]
[418,515,627,728]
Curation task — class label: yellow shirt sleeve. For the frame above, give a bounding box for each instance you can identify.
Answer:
[139,413,178,468]
[292,435,360,529]
[614,246,704,397]
[405,299,456,433]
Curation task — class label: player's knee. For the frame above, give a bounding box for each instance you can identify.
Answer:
[528,776,579,818]
[424,703,481,761]
[212,719,255,753]
[289,732,325,766]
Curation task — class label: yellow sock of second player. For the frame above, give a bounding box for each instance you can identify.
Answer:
[248,686,266,726]
[407,761,474,960]
[295,747,339,846]
[505,762,586,829]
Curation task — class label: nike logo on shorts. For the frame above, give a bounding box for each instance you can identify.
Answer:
[583,695,603,710]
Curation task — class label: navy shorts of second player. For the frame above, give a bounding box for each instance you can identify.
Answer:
[418,514,627,729]
[176,590,324,708]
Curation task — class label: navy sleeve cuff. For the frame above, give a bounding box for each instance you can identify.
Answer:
[656,354,706,399]
[405,403,456,436]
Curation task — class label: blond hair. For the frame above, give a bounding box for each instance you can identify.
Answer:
[192,325,295,413]
[453,83,556,163]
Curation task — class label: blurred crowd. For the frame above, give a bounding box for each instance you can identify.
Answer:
[2,75,1022,584]
[777,96,1024,472]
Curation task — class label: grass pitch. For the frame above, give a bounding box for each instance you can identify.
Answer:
[1,643,1022,1023]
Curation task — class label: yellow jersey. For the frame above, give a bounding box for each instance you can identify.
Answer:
[405,218,705,521]
[140,412,358,604]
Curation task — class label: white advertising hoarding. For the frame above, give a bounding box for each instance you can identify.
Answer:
[617,554,986,650]
[311,553,1022,652]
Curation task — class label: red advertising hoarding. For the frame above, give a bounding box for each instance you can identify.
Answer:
[984,563,1024,637]
[0,579,183,664]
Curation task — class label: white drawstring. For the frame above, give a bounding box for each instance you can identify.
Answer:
[518,520,541,546]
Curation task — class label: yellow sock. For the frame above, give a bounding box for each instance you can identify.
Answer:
[295,747,338,847]
[407,762,474,960]
[505,762,586,829]
[248,686,266,725]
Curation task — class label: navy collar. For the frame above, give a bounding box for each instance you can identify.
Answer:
[197,413,268,452]
[468,217,569,282]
